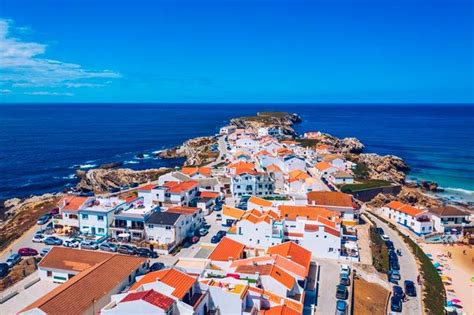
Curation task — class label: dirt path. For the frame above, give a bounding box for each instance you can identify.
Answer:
[354,276,389,315]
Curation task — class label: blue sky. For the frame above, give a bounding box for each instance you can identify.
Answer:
[0,0,472,103]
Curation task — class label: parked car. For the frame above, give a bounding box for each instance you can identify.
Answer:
[390,296,403,312]
[340,264,351,275]
[340,273,350,286]
[381,234,390,241]
[117,244,137,255]
[81,240,99,250]
[149,262,165,272]
[0,263,9,278]
[393,285,404,299]
[44,236,63,246]
[336,300,347,315]
[136,247,158,258]
[40,248,51,257]
[216,214,222,221]
[63,239,80,248]
[375,227,384,235]
[389,250,398,262]
[404,280,416,297]
[18,247,38,256]
[388,269,401,283]
[37,214,51,225]
[100,242,118,252]
[32,233,46,243]
[49,207,60,216]
[197,228,209,236]
[211,235,221,244]
[191,236,200,244]
[336,285,348,300]
[216,230,226,238]
[6,253,22,267]
[385,240,395,250]
[390,259,400,271]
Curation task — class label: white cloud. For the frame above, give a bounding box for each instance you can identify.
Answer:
[0,19,120,90]
[24,91,74,96]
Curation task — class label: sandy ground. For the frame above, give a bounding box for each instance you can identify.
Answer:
[354,277,389,315]
[419,243,474,315]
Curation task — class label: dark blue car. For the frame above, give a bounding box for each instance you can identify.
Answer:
[404,280,416,297]
[391,296,402,312]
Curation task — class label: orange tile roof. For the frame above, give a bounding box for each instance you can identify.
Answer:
[307,191,356,208]
[129,268,196,299]
[267,242,311,274]
[288,169,310,181]
[228,161,258,175]
[279,205,338,221]
[249,196,273,207]
[266,164,283,173]
[138,184,157,191]
[39,247,113,272]
[223,205,245,219]
[59,196,88,212]
[315,161,334,171]
[208,237,245,261]
[248,287,303,314]
[167,180,199,193]
[261,305,301,315]
[200,191,220,199]
[386,200,406,210]
[256,150,271,156]
[21,255,146,314]
[230,255,307,278]
[181,167,211,177]
[235,264,295,289]
[166,206,200,215]
[120,289,175,311]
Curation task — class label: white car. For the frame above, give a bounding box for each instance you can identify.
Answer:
[63,239,80,248]
[340,264,351,275]
[32,233,46,243]
[381,234,390,241]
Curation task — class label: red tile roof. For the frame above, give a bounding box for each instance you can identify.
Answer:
[249,196,273,207]
[120,289,175,311]
[307,191,357,208]
[208,237,245,261]
[200,191,220,199]
[166,206,200,215]
[182,167,212,177]
[261,305,301,315]
[129,268,196,299]
[267,242,311,274]
[167,180,199,193]
[21,255,146,314]
[386,201,424,217]
[59,196,88,212]
[138,184,157,191]
[279,205,338,221]
[39,247,113,272]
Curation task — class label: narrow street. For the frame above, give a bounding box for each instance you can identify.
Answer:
[366,212,423,315]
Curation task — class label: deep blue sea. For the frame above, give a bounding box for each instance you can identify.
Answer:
[0,104,473,202]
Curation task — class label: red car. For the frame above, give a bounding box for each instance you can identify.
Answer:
[18,247,38,256]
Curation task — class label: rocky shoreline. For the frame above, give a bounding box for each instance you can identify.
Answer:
[1,110,471,241]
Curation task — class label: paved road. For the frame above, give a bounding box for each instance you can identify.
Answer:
[367,212,422,315]
[0,224,46,262]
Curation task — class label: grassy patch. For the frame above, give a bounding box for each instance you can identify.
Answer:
[352,162,370,180]
[368,212,446,315]
[369,226,390,273]
[295,138,319,148]
[341,179,392,193]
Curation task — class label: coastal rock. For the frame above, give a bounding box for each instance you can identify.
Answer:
[419,181,442,192]
[230,112,302,137]
[157,136,218,166]
[350,153,409,184]
[99,162,123,169]
[75,167,172,193]
[340,137,365,153]
[367,186,443,209]
[3,198,21,209]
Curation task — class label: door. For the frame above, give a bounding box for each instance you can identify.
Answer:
[91,227,96,235]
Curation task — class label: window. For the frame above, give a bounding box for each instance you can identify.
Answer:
[98,228,105,233]
[81,214,89,219]
[47,271,52,277]
[166,226,171,230]
[97,215,104,221]
[148,224,154,228]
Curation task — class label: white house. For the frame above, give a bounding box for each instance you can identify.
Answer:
[329,171,354,185]
[101,289,177,315]
[231,171,275,198]
[55,195,88,230]
[314,161,338,176]
[219,125,237,135]
[227,210,284,249]
[78,197,125,236]
[381,201,433,235]
[282,155,306,173]
[144,211,185,253]
[429,206,472,234]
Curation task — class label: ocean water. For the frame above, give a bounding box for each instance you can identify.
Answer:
[0,104,472,202]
